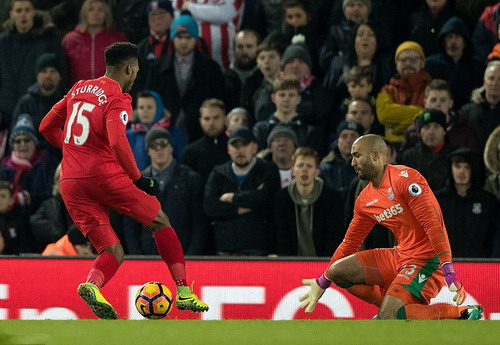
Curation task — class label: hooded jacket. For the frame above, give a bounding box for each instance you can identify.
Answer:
[435,148,500,258]
[425,16,485,108]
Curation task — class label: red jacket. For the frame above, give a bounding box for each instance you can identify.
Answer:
[62,27,128,85]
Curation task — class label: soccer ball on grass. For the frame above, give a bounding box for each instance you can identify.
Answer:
[135,282,173,319]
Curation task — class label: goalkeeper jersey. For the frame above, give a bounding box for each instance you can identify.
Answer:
[331,164,452,267]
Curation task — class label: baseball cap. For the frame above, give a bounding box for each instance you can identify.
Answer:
[228,128,256,145]
[146,0,174,16]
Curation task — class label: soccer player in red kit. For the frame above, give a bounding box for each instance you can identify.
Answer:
[39,42,208,319]
[299,134,483,320]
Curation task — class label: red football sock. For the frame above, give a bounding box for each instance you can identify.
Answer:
[87,252,119,288]
[153,226,187,286]
[402,304,466,319]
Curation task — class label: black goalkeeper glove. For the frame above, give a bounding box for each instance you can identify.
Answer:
[134,175,160,196]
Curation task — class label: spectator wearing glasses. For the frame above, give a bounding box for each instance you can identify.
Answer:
[376,41,432,145]
[123,128,207,255]
[0,114,58,215]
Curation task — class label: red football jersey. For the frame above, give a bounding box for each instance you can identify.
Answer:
[51,76,134,179]
[331,164,452,266]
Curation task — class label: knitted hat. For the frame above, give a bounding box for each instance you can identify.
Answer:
[281,43,312,69]
[35,53,61,74]
[228,127,256,144]
[336,120,364,137]
[416,109,447,132]
[267,123,298,147]
[145,128,172,150]
[343,0,372,13]
[170,13,199,40]
[146,0,173,16]
[394,41,425,63]
[10,114,38,146]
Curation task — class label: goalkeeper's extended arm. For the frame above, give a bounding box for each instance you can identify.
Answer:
[299,274,331,313]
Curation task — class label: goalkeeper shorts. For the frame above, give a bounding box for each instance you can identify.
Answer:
[357,248,445,304]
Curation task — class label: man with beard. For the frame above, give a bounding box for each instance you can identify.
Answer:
[12,53,64,157]
[300,134,484,320]
[376,41,432,145]
[425,16,484,109]
[224,29,261,110]
[180,98,230,186]
[203,127,281,255]
[230,30,260,85]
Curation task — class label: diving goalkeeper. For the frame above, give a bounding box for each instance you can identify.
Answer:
[300,134,483,320]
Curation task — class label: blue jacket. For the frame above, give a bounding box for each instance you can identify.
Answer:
[126,90,185,170]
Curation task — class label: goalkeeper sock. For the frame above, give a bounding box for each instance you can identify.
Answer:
[87,252,119,288]
[398,304,467,320]
[154,226,187,286]
[346,285,384,307]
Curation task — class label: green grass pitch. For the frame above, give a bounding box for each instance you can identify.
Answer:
[1,320,499,345]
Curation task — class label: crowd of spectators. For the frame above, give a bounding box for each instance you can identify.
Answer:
[1,0,500,258]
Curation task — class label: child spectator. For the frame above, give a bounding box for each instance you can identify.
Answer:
[253,76,324,156]
[226,107,250,132]
[338,65,375,122]
[0,180,31,254]
[126,90,184,170]
[274,0,321,75]
[241,40,283,123]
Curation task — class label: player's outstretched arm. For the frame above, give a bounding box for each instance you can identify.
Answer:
[441,262,467,305]
[299,274,331,313]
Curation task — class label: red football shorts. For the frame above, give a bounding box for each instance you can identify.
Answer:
[60,173,161,252]
[356,248,445,305]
